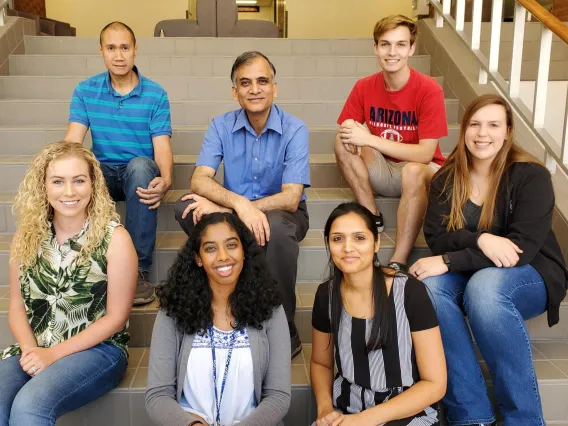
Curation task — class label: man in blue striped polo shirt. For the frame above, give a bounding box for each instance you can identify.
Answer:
[65,21,173,305]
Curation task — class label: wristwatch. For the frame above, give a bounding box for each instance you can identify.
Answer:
[442,253,451,272]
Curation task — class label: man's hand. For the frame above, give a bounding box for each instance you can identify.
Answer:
[409,255,449,280]
[234,199,270,246]
[339,119,371,150]
[477,233,523,268]
[20,347,59,376]
[180,194,231,225]
[136,177,170,210]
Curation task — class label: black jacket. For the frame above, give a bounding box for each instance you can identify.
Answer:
[424,162,568,326]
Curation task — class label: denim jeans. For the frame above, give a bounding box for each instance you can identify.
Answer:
[423,265,547,426]
[0,343,127,426]
[100,157,159,271]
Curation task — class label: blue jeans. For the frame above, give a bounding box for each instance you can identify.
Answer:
[0,343,127,426]
[100,157,159,271]
[423,265,547,426]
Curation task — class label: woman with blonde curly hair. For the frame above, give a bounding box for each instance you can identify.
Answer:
[0,141,137,426]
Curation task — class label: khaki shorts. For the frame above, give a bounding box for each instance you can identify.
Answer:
[368,150,441,197]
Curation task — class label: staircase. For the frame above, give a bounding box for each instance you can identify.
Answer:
[0,21,567,426]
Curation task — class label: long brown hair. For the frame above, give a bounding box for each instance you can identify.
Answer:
[436,94,540,232]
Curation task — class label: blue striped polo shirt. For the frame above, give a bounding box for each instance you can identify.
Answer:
[69,66,172,164]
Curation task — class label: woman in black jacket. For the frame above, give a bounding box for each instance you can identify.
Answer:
[409,94,567,426]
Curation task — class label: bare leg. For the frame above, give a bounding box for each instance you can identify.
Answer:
[390,162,436,265]
[334,134,379,215]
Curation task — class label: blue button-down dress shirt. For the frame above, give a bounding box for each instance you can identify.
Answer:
[196,104,310,201]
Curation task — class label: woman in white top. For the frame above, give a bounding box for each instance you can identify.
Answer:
[145,212,291,426]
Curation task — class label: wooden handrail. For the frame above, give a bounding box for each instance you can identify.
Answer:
[517,0,568,44]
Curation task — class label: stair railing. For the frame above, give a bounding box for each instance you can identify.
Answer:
[429,0,568,176]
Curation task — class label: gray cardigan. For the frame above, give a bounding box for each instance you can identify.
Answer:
[145,305,291,426]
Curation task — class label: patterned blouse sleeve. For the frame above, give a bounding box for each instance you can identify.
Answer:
[312,282,332,333]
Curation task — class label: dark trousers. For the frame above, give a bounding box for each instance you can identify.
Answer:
[174,197,309,327]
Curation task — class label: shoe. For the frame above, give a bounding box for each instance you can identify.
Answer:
[387,261,408,272]
[374,213,384,233]
[134,271,156,306]
[290,322,302,359]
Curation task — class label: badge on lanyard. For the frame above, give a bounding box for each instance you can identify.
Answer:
[209,325,238,426]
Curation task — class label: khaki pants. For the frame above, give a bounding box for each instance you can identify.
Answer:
[367,150,441,197]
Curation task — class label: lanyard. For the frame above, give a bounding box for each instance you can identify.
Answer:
[209,325,238,426]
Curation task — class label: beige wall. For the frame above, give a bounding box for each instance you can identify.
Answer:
[46,0,413,38]
[286,0,413,38]
[46,0,190,37]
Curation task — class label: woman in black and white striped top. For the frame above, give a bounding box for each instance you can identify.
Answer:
[311,202,446,426]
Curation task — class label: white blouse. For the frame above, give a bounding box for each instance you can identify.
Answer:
[180,326,256,425]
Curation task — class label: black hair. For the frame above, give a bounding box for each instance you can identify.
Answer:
[99,21,137,46]
[230,51,276,85]
[324,202,394,352]
[157,212,281,335]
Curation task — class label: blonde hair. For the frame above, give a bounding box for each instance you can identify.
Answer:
[437,94,541,232]
[12,141,119,268]
[373,15,417,45]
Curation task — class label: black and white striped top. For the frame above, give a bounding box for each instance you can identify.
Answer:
[312,274,440,425]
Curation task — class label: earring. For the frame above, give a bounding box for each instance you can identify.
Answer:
[373,254,380,267]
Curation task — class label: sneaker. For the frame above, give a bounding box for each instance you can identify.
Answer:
[374,213,385,233]
[134,271,156,306]
[387,261,408,272]
[290,322,302,359]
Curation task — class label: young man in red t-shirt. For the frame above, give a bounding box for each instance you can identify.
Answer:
[336,15,448,271]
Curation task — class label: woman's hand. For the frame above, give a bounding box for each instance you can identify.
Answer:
[477,233,523,267]
[19,347,59,376]
[315,405,339,426]
[409,255,449,280]
[316,410,342,426]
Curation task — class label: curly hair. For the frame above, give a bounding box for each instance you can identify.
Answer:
[157,212,281,335]
[12,141,119,268]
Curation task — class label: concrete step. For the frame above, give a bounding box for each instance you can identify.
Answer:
[0,98,460,127]
[0,186,401,233]
[9,54,434,79]
[0,294,567,424]
[0,229,432,284]
[1,230,567,346]
[0,148,460,193]
[26,343,568,425]
[0,123,460,156]
[21,36,377,57]
[0,75,444,102]
[51,345,316,426]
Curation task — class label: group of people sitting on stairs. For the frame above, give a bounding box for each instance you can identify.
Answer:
[0,12,566,426]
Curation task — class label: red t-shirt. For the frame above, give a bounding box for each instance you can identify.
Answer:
[337,68,448,166]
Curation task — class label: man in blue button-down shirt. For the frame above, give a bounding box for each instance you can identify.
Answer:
[175,51,310,358]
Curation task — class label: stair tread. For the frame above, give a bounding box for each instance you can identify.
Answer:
[0,98,460,103]
[0,187,402,204]
[0,123,462,131]
[0,229,424,252]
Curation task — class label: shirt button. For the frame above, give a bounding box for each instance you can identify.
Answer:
[254,157,258,161]
[253,176,257,180]
[255,138,259,142]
